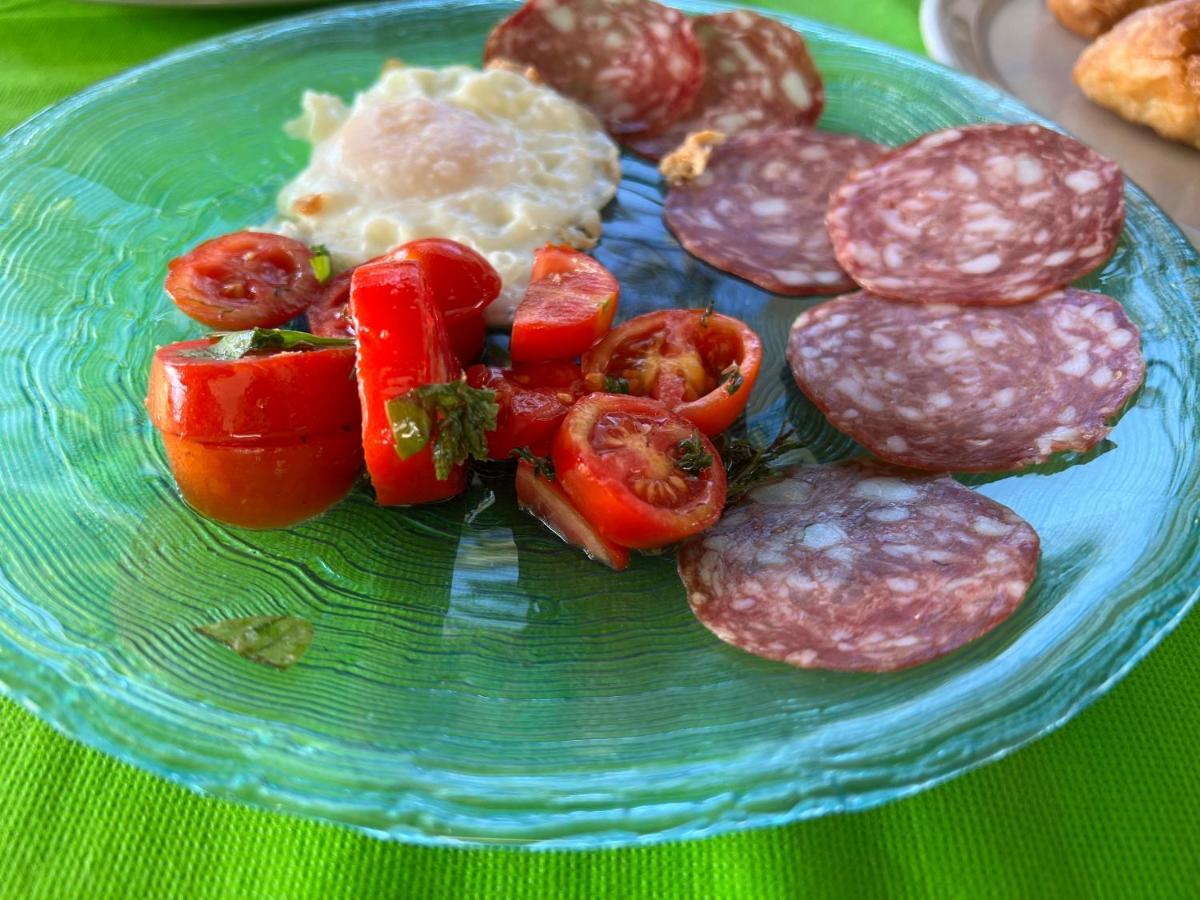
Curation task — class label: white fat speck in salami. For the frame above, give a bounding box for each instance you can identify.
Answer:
[622,11,823,160]
[664,129,885,296]
[826,124,1124,304]
[483,0,703,135]
[677,460,1040,671]
[786,289,1145,471]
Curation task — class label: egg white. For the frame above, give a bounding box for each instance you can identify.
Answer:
[273,65,621,326]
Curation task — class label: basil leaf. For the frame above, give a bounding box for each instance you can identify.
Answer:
[203,328,353,360]
[196,615,313,669]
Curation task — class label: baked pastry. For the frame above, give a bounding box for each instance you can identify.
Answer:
[1047,0,1170,38]
[1073,0,1200,149]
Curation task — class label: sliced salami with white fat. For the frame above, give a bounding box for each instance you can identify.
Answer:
[664,129,886,295]
[826,124,1125,304]
[786,288,1145,472]
[483,0,704,136]
[677,460,1040,672]
[624,10,823,160]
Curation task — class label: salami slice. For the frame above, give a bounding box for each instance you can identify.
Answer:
[826,124,1125,304]
[483,0,704,136]
[786,289,1145,472]
[663,129,885,295]
[623,10,824,160]
[677,460,1040,672]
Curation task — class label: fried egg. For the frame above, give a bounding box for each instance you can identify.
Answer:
[274,65,621,326]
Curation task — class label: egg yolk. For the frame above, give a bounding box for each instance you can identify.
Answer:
[337,98,515,200]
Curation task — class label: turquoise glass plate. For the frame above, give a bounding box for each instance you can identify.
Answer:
[0,0,1197,849]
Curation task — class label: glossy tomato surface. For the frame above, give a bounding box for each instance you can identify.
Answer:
[466,361,589,458]
[551,393,726,549]
[160,429,362,530]
[509,246,619,363]
[309,240,498,366]
[350,259,465,505]
[165,231,322,330]
[515,460,629,571]
[582,310,762,436]
[146,339,359,441]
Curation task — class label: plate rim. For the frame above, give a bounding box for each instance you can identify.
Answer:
[1,0,1199,849]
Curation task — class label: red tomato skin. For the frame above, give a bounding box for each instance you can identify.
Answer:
[515,461,629,570]
[509,246,619,363]
[146,340,359,441]
[386,239,501,316]
[551,394,727,549]
[465,361,589,459]
[350,260,466,505]
[160,429,362,530]
[165,231,321,330]
[581,310,763,436]
[309,243,493,366]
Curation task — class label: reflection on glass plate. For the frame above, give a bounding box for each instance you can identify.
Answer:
[0,0,1198,848]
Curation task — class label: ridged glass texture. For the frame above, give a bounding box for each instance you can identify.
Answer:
[0,0,1197,848]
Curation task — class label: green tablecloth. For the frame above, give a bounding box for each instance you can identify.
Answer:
[1,1,1197,896]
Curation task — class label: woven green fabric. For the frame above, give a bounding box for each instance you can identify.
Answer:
[1,2,1197,897]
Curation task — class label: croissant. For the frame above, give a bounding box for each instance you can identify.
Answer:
[1073,0,1200,149]
[1047,0,1170,38]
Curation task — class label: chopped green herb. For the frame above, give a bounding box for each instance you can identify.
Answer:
[699,297,716,326]
[196,328,353,360]
[603,375,630,394]
[675,434,714,475]
[717,424,813,503]
[196,615,313,670]
[309,245,332,283]
[512,446,555,480]
[721,364,744,395]
[385,378,498,480]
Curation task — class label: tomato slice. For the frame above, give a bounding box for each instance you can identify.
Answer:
[515,460,630,571]
[509,245,619,363]
[350,259,466,505]
[581,310,762,436]
[465,361,589,459]
[165,231,322,329]
[309,240,500,366]
[551,394,726,549]
[159,431,363,530]
[146,337,362,529]
[386,238,501,316]
[147,339,359,441]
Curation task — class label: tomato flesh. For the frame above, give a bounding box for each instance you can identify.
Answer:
[165,231,321,330]
[465,361,589,459]
[509,245,619,363]
[350,259,465,505]
[581,310,762,436]
[515,460,629,571]
[146,338,362,529]
[551,394,726,549]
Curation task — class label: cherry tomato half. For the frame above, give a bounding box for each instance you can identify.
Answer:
[509,245,619,363]
[551,394,726,549]
[165,231,322,330]
[309,239,500,366]
[146,339,362,529]
[515,460,629,571]
[581,310,762,436]
[350,259,465,506]
[465,361,589,459]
